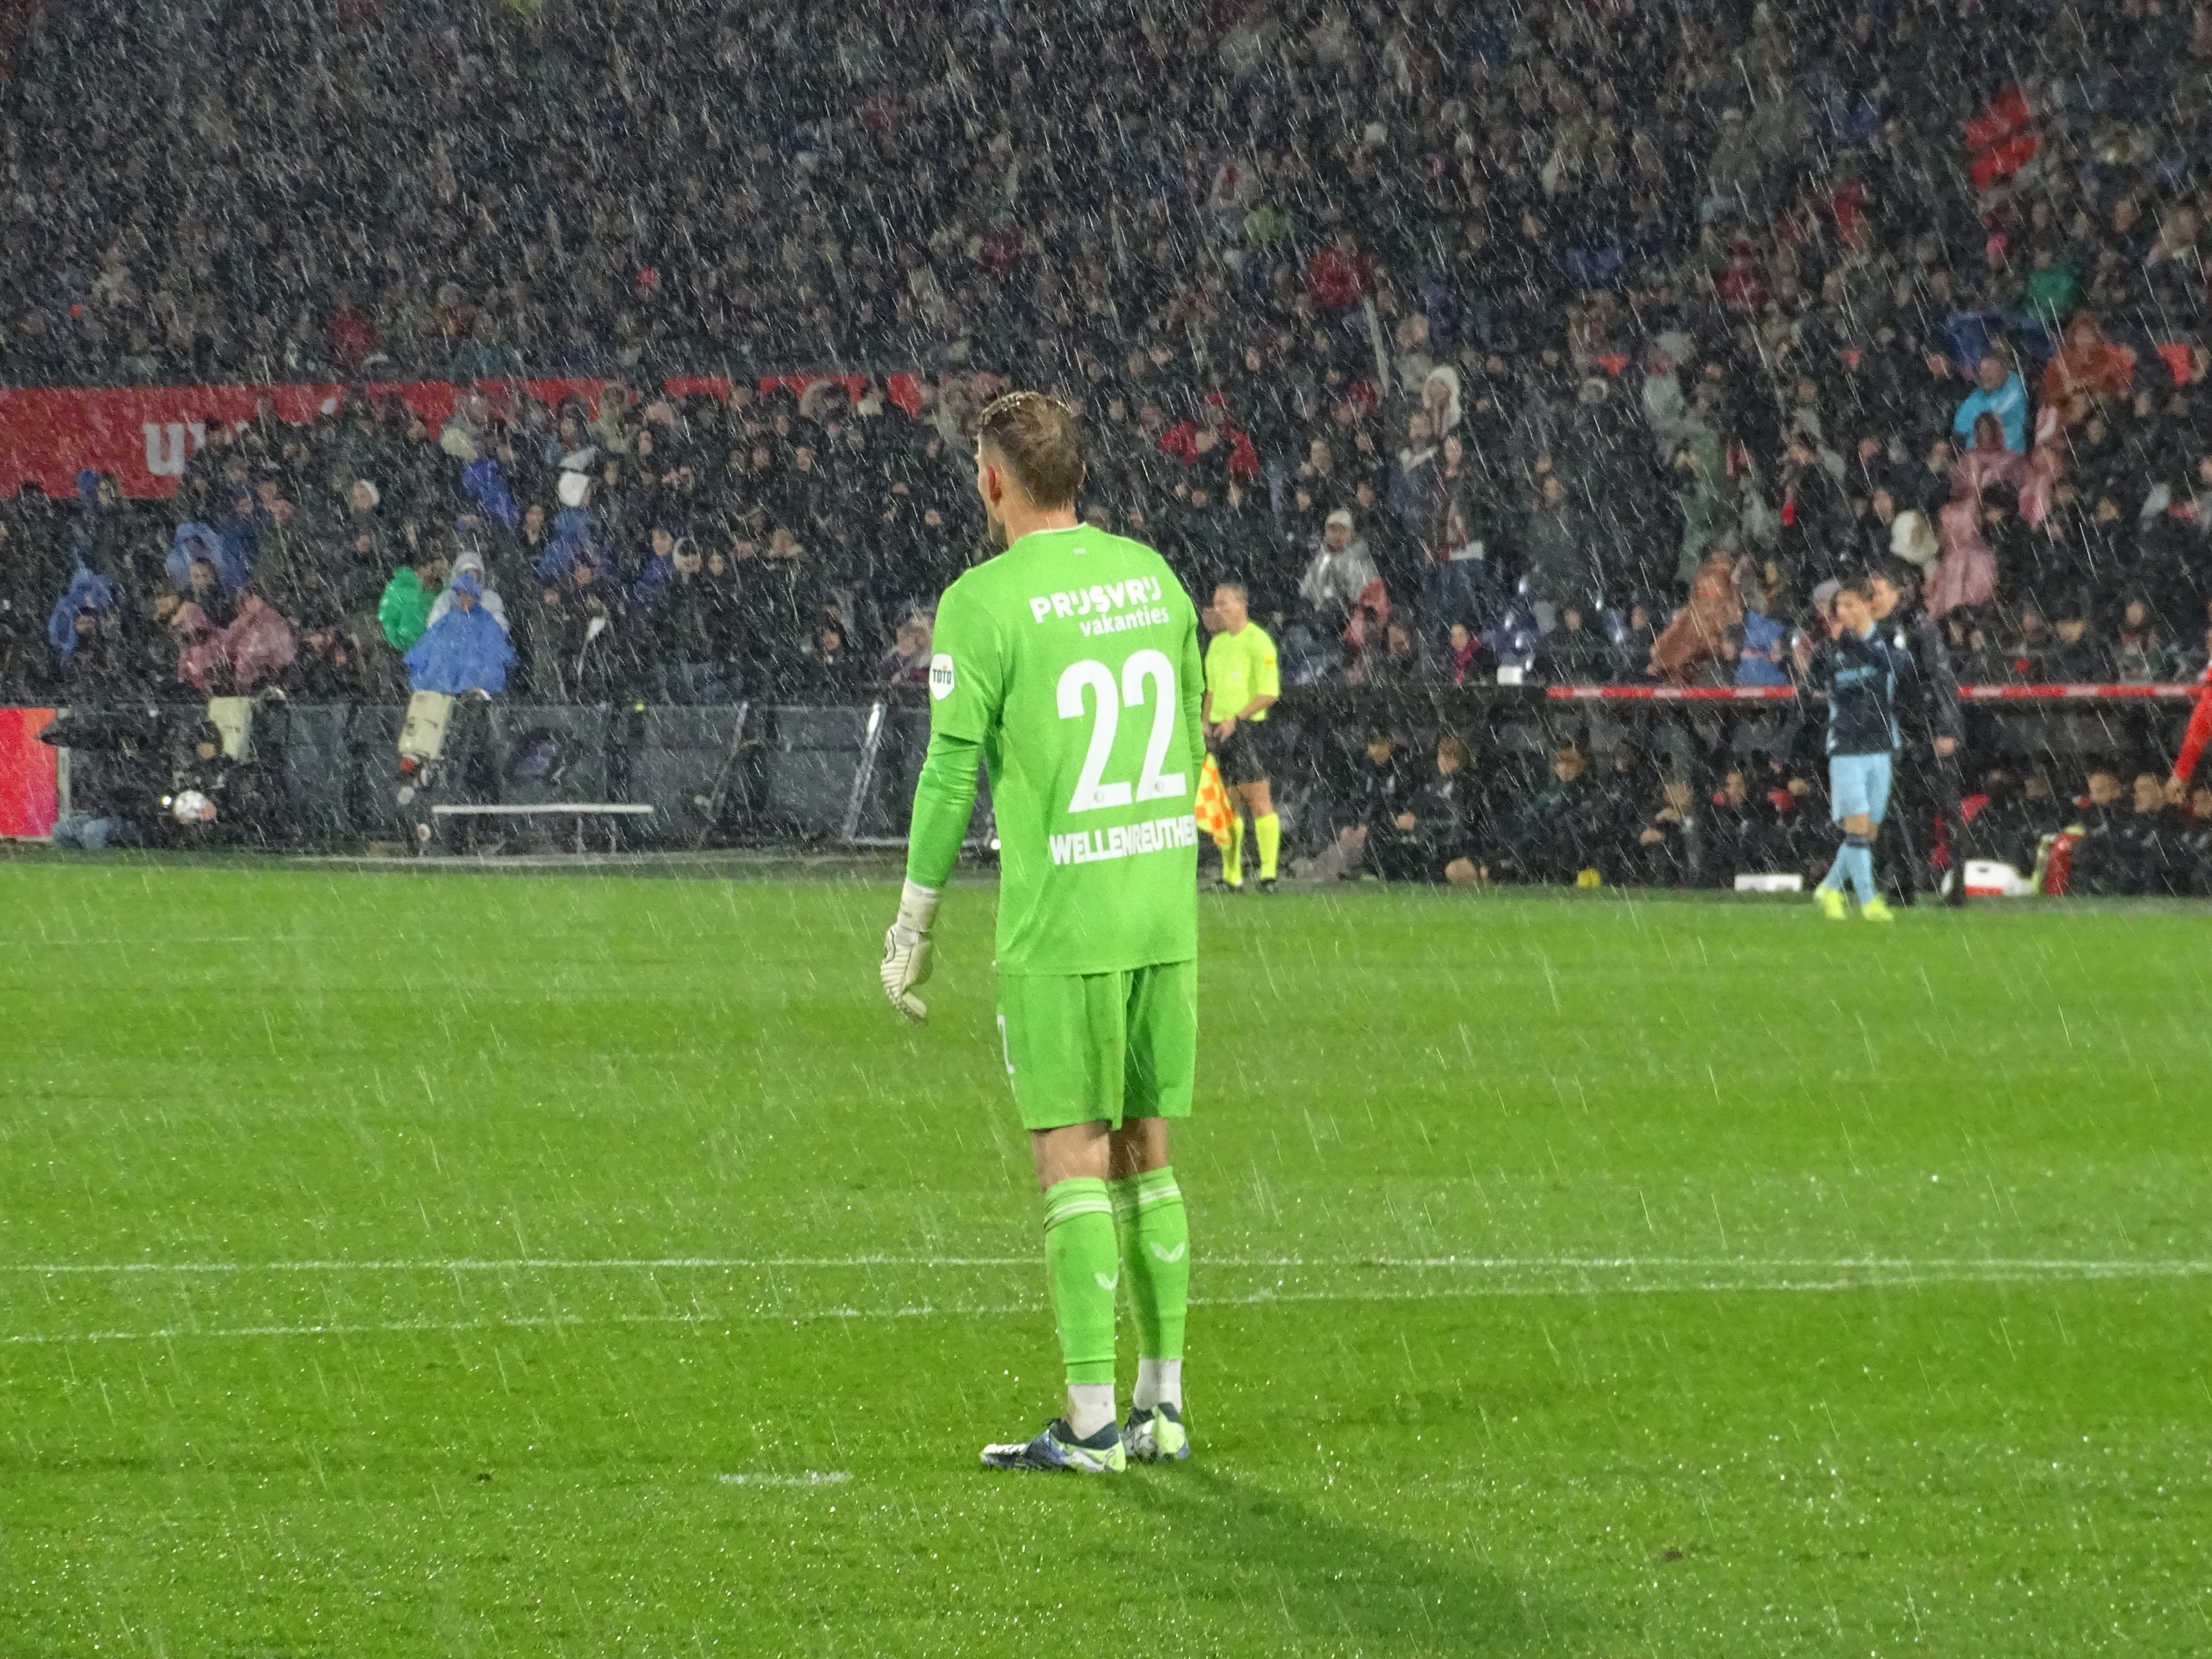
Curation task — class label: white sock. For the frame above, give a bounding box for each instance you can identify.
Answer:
[1133,1357,1182,1413]
[1065,1383,1117,1440]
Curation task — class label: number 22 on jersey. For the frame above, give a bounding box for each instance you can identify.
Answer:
[1056,648,1186,814]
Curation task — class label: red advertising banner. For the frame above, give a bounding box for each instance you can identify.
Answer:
[0,373,926,500]
[0,706,58,837]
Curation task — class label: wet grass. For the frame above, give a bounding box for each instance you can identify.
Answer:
[3,862,2209,1656]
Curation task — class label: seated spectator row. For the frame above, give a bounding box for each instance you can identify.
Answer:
[1294,719,2212,898]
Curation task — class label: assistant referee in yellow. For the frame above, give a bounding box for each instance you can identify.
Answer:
[1202,581,1281,891]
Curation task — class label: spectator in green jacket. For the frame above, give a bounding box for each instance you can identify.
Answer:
[378,550,448,653]
[2023,236,2081,328]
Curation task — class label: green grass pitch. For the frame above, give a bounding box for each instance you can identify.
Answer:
[3,858,2210,1656]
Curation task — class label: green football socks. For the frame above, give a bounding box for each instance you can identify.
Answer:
[1111,1166,1189,1370]
[1221,817,1245,885]
[1043,1169,1189,1411]
[1254,812,1281,881]
[1042,1177,1119,1388]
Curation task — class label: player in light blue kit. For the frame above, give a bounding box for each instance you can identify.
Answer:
[1809,577,1914,922]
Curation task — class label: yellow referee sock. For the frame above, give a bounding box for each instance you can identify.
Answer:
[1254,813,1281,881]
[1221,817,1244,886]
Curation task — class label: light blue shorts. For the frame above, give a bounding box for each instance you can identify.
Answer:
[1828,752,1894,825]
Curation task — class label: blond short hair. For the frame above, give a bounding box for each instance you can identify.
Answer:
[974,390,1085,508]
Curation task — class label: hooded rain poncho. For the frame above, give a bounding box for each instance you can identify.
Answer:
[47,564,116,661]
[166,523,248,595]
[403,574,517,695]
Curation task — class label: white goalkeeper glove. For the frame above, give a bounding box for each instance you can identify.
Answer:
[879,879,940,1025]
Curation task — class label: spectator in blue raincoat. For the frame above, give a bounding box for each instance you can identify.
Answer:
[165,522,246,595]
[536,467,597,579]
[1950,354,2029,454]
[1735,601,1791,688]
[216,486,268,581]
[403,572,515,695]
[425,548,509,636]
[629,523,681,605]
[47,564,116,661]
[462,456,521,533]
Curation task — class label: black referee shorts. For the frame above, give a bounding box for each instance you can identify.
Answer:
[1216,721,1272,787]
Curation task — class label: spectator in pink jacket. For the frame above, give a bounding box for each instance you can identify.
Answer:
[1929,415,2051,618]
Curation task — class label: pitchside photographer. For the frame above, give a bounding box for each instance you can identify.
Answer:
[160,719,267,848]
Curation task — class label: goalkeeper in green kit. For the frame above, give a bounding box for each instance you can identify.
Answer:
[879,391,1202,1474]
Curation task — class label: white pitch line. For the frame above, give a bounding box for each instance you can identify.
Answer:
[4,1264,2208,1347]
[29,935,265,947]
[0,1307,966,1346]
[3,1254,2210,1275]
[0,1256,1030,1273]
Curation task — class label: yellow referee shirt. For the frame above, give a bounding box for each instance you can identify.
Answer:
[1204,622,1280,723]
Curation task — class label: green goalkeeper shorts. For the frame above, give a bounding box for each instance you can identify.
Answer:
[995,960,1197,1131]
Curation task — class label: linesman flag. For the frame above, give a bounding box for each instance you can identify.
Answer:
[1194,752,1236,846]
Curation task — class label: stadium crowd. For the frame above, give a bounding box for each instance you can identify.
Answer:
[4,0,2212,888]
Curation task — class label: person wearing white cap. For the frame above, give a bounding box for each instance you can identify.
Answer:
[1298,508,1379,631]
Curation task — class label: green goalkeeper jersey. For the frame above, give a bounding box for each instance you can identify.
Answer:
[920,525,1205,976]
